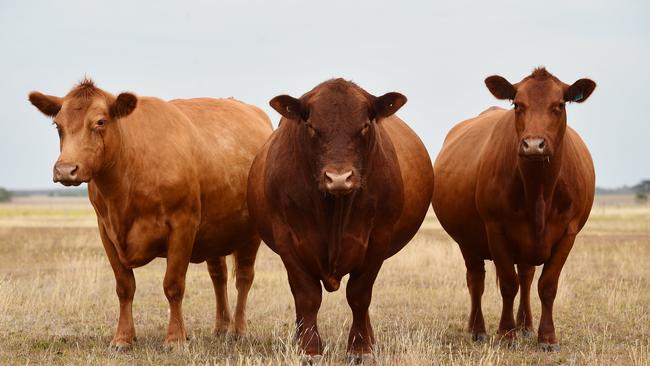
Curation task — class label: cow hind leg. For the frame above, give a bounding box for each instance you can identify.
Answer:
[487,229,519,343]
[207,256,232,335]
[465,259,487,342]
[495,265,519,343]
[232,237,261,336]
[285,264,323,356]
[516,264,535,336]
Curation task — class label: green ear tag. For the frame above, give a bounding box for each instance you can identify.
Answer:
[572,92,583,102]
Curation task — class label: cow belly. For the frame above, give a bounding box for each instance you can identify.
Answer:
[190,213,255,262]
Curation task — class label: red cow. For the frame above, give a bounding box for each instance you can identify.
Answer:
[247,79,434,363]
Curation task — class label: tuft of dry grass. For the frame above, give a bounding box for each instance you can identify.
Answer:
[0,197,648,365]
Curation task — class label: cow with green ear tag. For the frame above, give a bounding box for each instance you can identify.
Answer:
[432,67,596,352]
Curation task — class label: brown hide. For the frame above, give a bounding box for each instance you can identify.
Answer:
[432,68,596,350]
[247,79,434,358]
[29,80,272,348]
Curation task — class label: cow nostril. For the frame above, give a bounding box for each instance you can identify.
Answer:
[70,165,78,176]
[539,140,545,149]
[324,170,355,192]
[522,140,529,149]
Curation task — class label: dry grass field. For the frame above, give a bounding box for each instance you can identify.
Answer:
[0,196,648,365]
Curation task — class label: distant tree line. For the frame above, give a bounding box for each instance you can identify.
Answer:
[0,186,89,202]
[635,180,650,203]
[0,187,12,202]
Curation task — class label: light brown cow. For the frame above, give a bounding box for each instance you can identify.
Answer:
[432,68,596,351]
[28,80,272,349]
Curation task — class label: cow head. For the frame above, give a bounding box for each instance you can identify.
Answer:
[29,79,137,186]
[270,79,406,196]
[485,68,596,161]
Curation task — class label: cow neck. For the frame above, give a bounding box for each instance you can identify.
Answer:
[91,122,130,204]
[292,122,379,290]
[323,192,356,290]
[516,143,563,238]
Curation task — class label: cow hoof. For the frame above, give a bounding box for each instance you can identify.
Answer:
[226,332,247,342]
[471,332,488,343]
[498,337,518,349]
[519,328,534,338]
[538,342,560,352]
[347,353,376,365]
[300,354,322,366]
[108,341,132,353]
[163,338,189,353]
[212,327,229,336]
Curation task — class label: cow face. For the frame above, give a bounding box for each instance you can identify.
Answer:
[485,68,595,161]
[29,80,137,186]
[270,80,406,196]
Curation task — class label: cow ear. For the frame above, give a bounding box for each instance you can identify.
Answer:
[28,92,62,117]
[270,95,305,121]
[485,75,516,100]
[374,92,407,119]
[110,92,137,119]
[565,78,596,103]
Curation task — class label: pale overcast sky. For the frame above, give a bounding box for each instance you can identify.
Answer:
[1,0,648,189]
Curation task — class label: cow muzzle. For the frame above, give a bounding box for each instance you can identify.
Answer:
[519,137,551,161]
[53,162,84,186]
[324,170,356,196]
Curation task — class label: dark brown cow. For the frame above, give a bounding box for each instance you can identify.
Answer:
[247,79,434,363]
[28,80,272,349]
[432,68,596,351]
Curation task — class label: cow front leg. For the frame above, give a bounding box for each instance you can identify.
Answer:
[99,225,136,351]
[163,225,195,349]
[284,261,323,357]
[346,261,382,362]
[538,232,577,352]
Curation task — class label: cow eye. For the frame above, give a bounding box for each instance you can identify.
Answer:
[53,122,62,137]
[513,102,520,111]
[96,119,107,127]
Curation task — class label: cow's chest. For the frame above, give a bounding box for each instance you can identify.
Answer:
[101,212,169,268]
[294,230,370,273]
[500,212,570,265]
